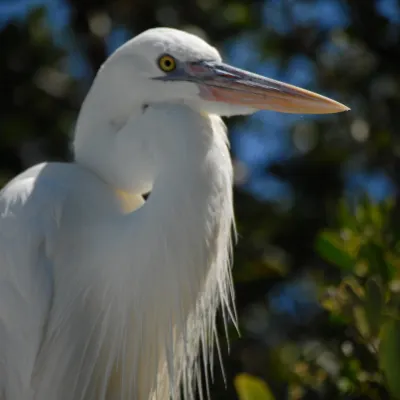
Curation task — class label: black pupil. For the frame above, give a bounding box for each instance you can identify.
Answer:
[164,59,171,67]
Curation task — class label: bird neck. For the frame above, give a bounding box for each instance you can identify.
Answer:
[133,108,233,276]
[115,109,235,399]
[74,102,235,398]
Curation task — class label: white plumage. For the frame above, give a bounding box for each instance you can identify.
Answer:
[0,27,348,400]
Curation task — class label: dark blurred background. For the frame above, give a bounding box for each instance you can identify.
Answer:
[2,0,400,399]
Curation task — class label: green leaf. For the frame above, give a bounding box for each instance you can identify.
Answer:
[234,373,275,400]
[315,230,356,271]
[358,243,394,282]
[379,318,400,399]
[353,306,370,338]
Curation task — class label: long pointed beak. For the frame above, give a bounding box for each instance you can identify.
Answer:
[158,61,349,114]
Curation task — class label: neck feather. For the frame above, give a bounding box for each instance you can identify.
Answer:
[103,107,236,400]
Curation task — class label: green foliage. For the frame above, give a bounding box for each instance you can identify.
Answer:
[315,199,400,399]
[234,373,276,400]
[380,318,400,399]
[315,230,357,272]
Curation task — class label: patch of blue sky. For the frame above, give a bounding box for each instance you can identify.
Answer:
[262,0,292,34]
[268,278,320,324]
[67,25,132,80]
[376,0,400,23]
[0,0,131,80]
[285,55,316,87]
[292,0,349,29]
[245,173,293,202]
[44,0,70,35]
[106,26,131,55]
[222,33,260,68]
[232,116,293,202]
[232,124,290,168]
[66,49,92,80]
[345,170,397,201]
[0,0,45,25]
[0,0,70,34]
[263,0,350,32]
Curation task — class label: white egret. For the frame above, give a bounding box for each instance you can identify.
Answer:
[0,27,348,400]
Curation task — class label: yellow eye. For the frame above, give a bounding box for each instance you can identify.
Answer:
[158,55,176,72]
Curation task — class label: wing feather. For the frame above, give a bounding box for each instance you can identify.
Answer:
[0,167,61,399]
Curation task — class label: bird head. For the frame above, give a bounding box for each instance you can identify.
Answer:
[99,27,349,117]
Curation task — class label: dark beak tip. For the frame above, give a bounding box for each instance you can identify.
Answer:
[337,104,351,113]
